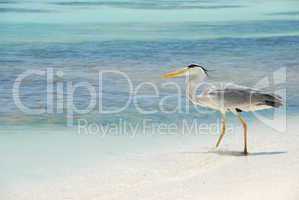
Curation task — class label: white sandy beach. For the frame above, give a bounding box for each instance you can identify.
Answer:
[2,117,299,200]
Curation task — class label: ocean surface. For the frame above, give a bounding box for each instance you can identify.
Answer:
[0,0,299,193]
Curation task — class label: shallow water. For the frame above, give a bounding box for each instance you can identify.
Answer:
[1,1,299,126]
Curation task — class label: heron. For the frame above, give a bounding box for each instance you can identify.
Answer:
[163,64,282,155]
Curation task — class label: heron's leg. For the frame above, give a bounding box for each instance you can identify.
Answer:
[237,113,248,155]
[216,113,226,148]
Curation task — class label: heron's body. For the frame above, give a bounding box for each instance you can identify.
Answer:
[164,64,282,155]
[193,86,282,113]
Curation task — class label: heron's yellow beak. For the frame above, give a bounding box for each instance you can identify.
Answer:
[163,68,189,78]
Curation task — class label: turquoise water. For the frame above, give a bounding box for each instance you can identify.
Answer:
[0,0,299,191]
[0,0,299,126]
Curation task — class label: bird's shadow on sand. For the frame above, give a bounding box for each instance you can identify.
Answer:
[181,150,287,157]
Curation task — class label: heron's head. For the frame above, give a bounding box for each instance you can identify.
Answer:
[163,64,208,80]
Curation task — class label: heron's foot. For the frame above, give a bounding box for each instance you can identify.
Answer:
[243,149,248,155]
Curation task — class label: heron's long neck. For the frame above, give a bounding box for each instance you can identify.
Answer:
[187,75,208,104]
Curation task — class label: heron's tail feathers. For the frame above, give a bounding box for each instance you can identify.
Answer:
[260,94,283,108]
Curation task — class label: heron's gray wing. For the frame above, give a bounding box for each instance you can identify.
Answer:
[207,87,252,108]
[207,86,282,111]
